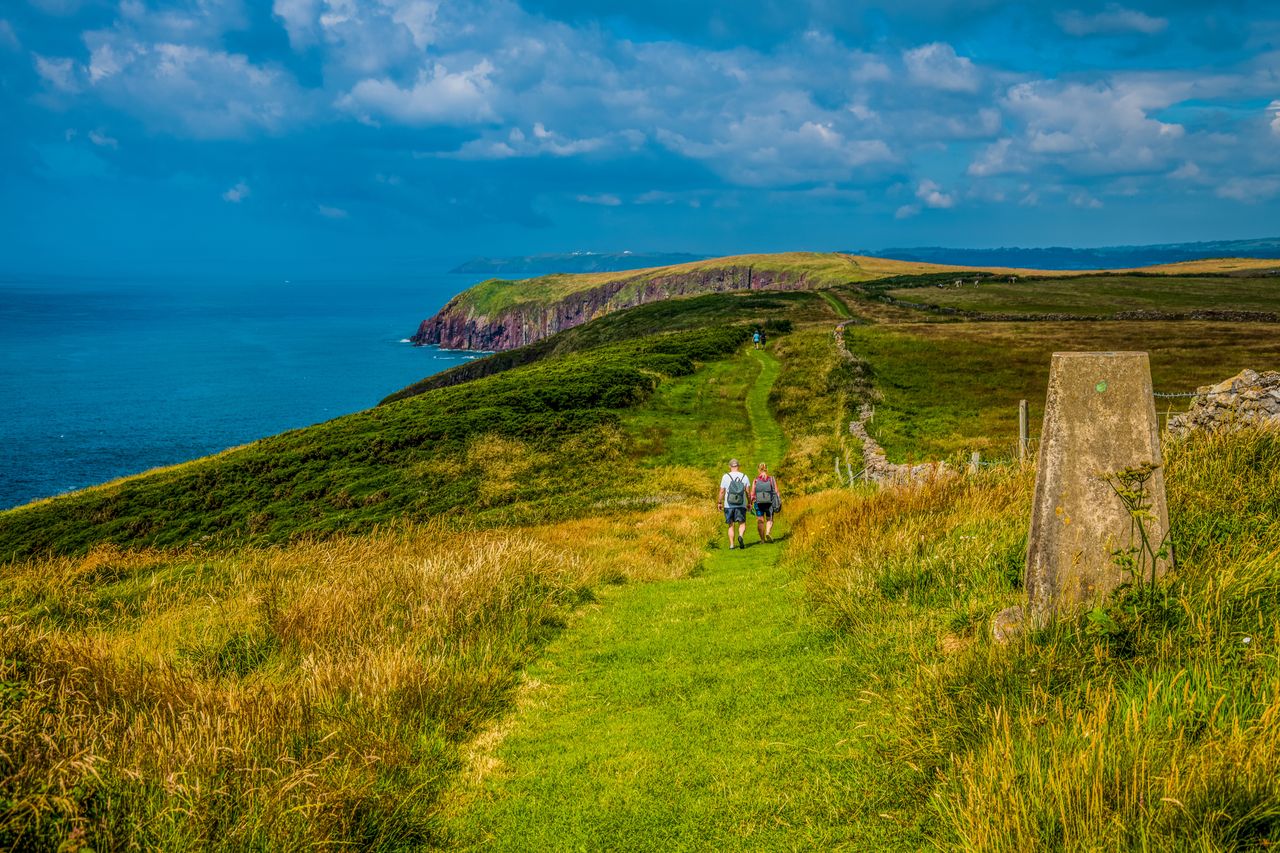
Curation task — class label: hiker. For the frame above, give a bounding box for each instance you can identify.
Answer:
[759,329,767,348]
[752,330,761,349]
[751,462,781,543]
[718,458,751,550]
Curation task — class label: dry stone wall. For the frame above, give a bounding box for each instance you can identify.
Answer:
[1167,369,1280,436]
[835,320,951,485]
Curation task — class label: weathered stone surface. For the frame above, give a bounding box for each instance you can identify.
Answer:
[992,605,1024,645]
[1167,369,1280,436]
[1025,352,1171,626]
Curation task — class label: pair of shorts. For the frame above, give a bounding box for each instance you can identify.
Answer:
[724,506,747,523]
[754,502,774,519]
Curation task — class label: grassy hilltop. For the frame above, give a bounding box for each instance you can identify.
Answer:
[2,252,1279,850]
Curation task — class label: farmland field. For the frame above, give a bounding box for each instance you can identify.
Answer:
[885,274,1280,316]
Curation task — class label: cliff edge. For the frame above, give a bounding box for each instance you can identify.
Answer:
[412,252,875,351]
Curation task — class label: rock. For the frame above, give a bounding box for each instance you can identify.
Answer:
[992,606,1024,645]
[1168,369,1280,437]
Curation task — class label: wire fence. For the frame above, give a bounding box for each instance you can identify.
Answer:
[841,388,1210,485]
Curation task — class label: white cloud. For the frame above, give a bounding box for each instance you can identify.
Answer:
[389,1,437,49]
[274,0,439,73]
[339,61,496,125]
[1056,5,1168,37]
[33,54,81,92]
[87,129,118,148]
[79,33,305,138]
[0,19,19,50]
[1002,79,1186,174]
[1217,177,1280,202]
[317,204,349,218]
[575,193,621,206]
[903,43,979,93]
[1170,161,1200,180]
[657,113,894,186]
[968,137,1025,176]
[1069,190,1104,208]
[916,179,955,209]
[222,180,250,202]
[1269,100,1280,136]
[895,203,920,219]
[273,0,321,47]
[444,124,640,160]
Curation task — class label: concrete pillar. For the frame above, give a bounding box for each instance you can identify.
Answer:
[1024,352,1171,626]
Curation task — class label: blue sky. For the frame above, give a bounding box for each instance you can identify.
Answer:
[2,0,1279,274]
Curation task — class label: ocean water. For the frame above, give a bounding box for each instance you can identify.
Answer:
[0,272,487,510]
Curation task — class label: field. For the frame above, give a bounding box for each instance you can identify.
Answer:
[884,274,1280,317]
[843,321,1280,462]
[4,250,1280,850]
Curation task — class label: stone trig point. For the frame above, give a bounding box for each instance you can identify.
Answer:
[1012,352,1173,634]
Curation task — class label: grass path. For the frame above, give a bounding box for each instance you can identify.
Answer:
[446,348,903,850]
[818,289,853,320]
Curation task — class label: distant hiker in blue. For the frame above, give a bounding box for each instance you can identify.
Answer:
[753,330,761,349]
[718,458,751,550]
[751,462,782,543]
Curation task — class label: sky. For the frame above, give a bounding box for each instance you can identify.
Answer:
[2,0,1279,275]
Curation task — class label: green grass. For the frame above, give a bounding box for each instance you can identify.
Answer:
[445,349,909,850]
[884,274,1280,316]
[818,289,854,320]
[843,321,1280,463]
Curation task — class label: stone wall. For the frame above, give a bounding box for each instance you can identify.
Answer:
[1167,369,1280,436]
[835,320,951,485]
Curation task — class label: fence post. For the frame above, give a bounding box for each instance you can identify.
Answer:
[969,451,980,473]
[1018,399,1029,464]
[835,455,843,484]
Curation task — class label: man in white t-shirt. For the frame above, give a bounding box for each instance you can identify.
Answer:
[717,458,751,550]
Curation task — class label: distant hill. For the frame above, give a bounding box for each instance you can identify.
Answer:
[856,237,1280,271]
[452,251,706,275]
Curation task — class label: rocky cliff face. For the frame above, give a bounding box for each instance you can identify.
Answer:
[412,265,816,351]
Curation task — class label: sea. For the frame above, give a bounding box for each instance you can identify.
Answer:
[0,271,488,511]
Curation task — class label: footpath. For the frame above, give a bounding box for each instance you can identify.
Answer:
[446,349,899,851]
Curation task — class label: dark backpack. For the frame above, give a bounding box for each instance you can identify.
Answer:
[754,476,775,504]
[726,474,747,507]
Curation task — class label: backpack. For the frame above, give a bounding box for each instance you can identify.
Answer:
[726,473,747,507]
[754,476,775,504]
